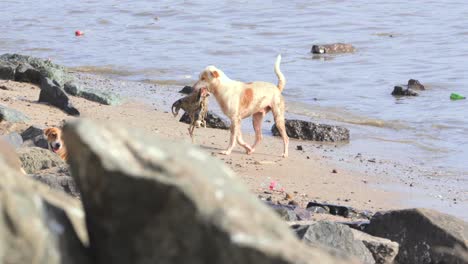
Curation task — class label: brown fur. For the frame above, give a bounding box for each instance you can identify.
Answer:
[192,55,289,157]
[44,127,68,161]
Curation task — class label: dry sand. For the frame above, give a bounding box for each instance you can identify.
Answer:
[1,77,465,219]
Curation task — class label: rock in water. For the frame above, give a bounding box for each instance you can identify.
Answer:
[39,77,80,116]
[0,104,30,123]
[63,119,353,264]
[364,208,468,264]
[295,221,375,264]
[0,151,89,264]
[272,119,349,142]
[407,79,425,90]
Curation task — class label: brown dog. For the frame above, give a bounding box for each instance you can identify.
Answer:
[193,55,289,157]
[44,127,68,161]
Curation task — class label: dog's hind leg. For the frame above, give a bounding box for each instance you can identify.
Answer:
[249,112,265,154]
[271,100,289,158]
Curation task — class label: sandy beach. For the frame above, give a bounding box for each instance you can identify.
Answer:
[1,73,465,220]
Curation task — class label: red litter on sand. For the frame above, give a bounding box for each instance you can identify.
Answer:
[75,30,84,36]
[269,181,277,191]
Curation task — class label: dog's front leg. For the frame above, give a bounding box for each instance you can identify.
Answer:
[220,117,239,155]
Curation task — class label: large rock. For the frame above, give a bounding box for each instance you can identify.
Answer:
[0,60,16,80]
[64,81,121,106]
[364,208,468,264]
[180,110,230,130]
[0,104,30,123]
[39,77,80,116]
[1,132,23,148]
[0,53,71,86]
[272,119,350,142]
[295,221,375,264]
[15,63,42,84]
[0,152,89,264]
[30,173,80,198]
[351,229,399,264]
[63,119,353,264]
[21,125,48,149]
[17,147,66,174]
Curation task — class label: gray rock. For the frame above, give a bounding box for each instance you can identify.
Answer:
[179,85,194,94]
[272,119,350,142]
[1,132,23,148]
[21,125,48,149]
[351,229,399,264]
[266,203,299,221]
[180,110,230,130]
[17,147,66,174]
[364,208,468,264]
[392,86,418,96]
[0,53,72,86]
[15,63,42,84]
[0,60,16,80]
[311,43,356,54]
[307,205,329,214]
[0,154,90,264]
[0,104,30,122]
[64,81,121,106]
[30,173,80,198]
[63,119,352,264]
[306,201,370,219]
[39,77,80,116]
[296,221,375,264]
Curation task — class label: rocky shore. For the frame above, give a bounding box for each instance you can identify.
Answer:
[1,54,467,263]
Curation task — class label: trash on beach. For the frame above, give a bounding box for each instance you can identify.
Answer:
[75,30,84,36]
[450,93,466,100]
[269,181,277,190]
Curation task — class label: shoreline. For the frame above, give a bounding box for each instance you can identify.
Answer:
[1,70,466,220]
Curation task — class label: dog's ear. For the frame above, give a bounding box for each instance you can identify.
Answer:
[43,128,52,137]
[211,70,220,78]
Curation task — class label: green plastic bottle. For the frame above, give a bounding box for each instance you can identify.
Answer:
[450,93,466,100]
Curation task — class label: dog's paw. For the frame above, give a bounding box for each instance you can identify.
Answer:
[282,153,288,158]
[220,150,231,155]
[247,148,255,155]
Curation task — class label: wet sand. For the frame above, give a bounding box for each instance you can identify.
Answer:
[0,76,466,219]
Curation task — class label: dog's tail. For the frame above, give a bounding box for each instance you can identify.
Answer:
[274,54,286,92]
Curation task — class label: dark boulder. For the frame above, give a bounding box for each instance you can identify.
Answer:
[295,221,375,264]
[364,208,468,264]
[180,110,230,130]
[311,43,356,54]
[0,60,16,80]
[17,147,66,174]
[21,125,48,149]
[179,85,194,94]
[0,104,30,122]
[272,119,350,142]
[392,86,418,96]
[30,173,80,198]
[63,119,351,264]
[39,77,80,116]
[351,229,399,264]
[0,154,90,264]
[64,81,121,105]
[0,53,72,86]
[15,63,42,84]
